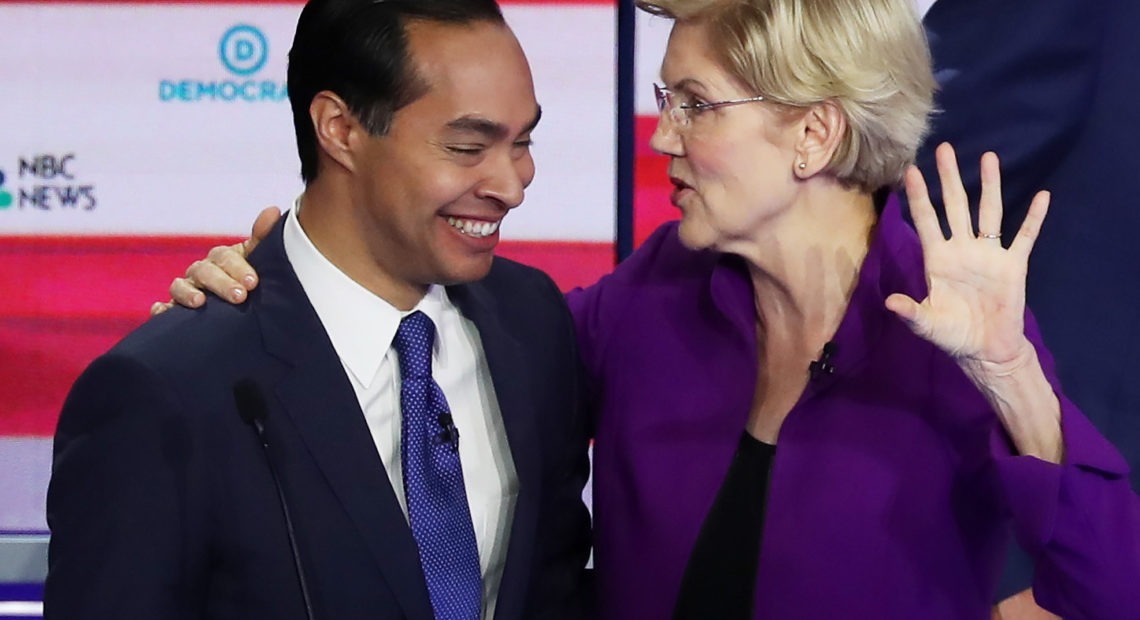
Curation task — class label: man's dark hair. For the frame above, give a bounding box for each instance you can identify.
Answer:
[288,0,506,184]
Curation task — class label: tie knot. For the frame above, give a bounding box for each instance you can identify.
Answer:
[394,311,436,379]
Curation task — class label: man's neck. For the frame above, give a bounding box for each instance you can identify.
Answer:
[296,183,428,311]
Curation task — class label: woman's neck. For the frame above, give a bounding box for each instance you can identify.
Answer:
[743,184,878,350]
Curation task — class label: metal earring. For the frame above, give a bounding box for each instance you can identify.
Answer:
[797,162,807,170]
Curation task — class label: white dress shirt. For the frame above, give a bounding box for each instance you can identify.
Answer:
[283,205,518,619]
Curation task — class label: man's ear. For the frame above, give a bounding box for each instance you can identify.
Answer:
[310,91,359,174]
[793,100,847,178]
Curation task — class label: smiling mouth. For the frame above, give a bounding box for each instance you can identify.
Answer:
[446,216,501,238]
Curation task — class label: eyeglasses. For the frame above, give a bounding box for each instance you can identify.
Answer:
[653,83,766,128]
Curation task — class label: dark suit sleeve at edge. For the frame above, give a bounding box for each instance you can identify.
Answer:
[916,0,1103,233]
[45,353,207,620]
[530,270,595,620]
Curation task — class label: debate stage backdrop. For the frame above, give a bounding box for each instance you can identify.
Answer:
[0,4,689,614]
[0,3,691,605]
[0,0,627,524]
[9,0,1136,616]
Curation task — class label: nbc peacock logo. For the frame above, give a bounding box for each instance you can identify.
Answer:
[0,169,12,209]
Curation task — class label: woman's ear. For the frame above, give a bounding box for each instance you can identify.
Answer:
[793,100,847,178]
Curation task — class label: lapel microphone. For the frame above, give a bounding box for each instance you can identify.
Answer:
[437,413,460,453]
[233,379,316,620]
[808,341,838,378]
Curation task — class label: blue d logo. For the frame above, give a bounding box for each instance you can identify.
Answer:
[219,25,268,76]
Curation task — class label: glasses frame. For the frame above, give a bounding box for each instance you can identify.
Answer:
[653,83,766,127]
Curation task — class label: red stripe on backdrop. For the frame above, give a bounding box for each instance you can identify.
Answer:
[634,114,678,246]
[0,236,613,436]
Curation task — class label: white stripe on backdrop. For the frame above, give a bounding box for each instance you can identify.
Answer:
[0,4,615,241]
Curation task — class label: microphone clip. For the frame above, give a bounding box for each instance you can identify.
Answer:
[436,413,460,453]
[808,342,837,378]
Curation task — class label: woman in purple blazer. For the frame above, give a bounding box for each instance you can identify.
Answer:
[164,0,1140,617]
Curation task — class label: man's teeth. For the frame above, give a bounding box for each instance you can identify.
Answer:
[446,217,500,238]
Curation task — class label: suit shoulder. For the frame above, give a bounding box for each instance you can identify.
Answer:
[486,255,557,282]
[457,256,575,342]
[106,294,261,376]
[483,256,563,299]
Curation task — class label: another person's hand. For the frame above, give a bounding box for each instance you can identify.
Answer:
[150,206,281,315]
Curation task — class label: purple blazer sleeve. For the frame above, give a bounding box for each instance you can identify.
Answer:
[563,283,602,396]
[564,222,681,398]
[990,312,1140,618]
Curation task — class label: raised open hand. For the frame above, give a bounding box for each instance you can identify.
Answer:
[885,143,1050,369]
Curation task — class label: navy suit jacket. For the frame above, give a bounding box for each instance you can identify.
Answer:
[917,0,1140,598]
[920,0,1140,492]
[44,220,593,619]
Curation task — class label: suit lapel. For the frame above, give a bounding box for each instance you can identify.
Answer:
[252,222,434,619]
[448,279,542,620]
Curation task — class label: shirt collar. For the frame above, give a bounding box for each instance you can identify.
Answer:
[283,196,452,388]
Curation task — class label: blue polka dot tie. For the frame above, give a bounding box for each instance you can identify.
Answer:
[394,311,482,620]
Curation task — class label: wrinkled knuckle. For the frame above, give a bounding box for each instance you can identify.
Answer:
[186,260,208,278]
[206,245,231,262]
[218,252,245,272]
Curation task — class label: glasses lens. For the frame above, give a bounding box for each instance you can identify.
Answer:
[654,84,688,126]
[654,84,668,113]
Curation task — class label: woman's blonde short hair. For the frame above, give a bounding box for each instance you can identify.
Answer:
[638,0,936,191]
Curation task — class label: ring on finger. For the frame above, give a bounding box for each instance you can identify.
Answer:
[978,232,1001,240]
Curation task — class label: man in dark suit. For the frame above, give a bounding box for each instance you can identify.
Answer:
[916,0,1140,615]
[43,1,592,618]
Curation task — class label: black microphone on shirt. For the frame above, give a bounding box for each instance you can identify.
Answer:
[233,379,316,620]
[808,341,838,378]
[437,413,460,453]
